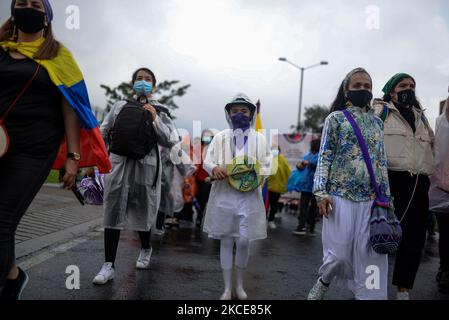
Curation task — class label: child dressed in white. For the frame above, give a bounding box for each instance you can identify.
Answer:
[203,94,272,300]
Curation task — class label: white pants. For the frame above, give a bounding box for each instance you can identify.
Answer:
[319,196,388,300]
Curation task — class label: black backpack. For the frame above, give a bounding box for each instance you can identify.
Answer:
[109,100,158,160]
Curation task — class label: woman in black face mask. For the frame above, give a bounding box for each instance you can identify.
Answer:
[0,0,70,301]
[1,0,58,59]
[0,0,111,300]
[308,68,392,300]
[373,74,435,300]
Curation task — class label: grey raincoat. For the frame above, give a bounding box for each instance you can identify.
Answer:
[100,98,180,231]
[159,146,176,216]
[159,145,197,216]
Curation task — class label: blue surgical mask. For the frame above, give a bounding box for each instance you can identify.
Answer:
[202,136,213,145]
[133,80,153,96]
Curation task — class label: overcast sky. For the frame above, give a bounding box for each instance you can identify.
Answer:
[1,0,448,135]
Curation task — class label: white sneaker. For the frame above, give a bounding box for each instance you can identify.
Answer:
[136,248,153,269]
[397,291,410,300]
[307,278,329,300]
[274,213,281,219]
[268,221,277,229]
[93,262,115,285]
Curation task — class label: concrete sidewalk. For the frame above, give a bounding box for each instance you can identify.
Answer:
[16,185,103,259]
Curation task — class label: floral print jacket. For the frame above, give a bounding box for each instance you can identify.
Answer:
[313,106,391,203]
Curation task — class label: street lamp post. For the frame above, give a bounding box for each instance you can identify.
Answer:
[279,57,328,131]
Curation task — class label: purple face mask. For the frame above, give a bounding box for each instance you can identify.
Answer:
[231,113,251,149]
[231,113,251,132]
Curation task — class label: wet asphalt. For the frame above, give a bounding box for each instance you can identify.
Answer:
[18,212,448,301]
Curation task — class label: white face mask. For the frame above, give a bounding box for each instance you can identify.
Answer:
[272,149,279,157]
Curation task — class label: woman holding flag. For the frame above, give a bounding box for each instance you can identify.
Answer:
[0,0,110,300]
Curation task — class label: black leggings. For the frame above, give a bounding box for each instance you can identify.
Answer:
[389,171,430,290]
[0,152,57,287]
[268,192,281,222]
[104,229,152,266]
[298,192,317,232]
[196,180,211,222]
[156,211,166,230]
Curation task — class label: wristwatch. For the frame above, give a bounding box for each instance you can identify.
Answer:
[67,152,81,161]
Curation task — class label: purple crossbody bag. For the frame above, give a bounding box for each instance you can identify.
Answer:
[343,110,402,255]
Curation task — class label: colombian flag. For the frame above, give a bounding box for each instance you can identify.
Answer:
[255,100,270,212]
[1,38,111,173]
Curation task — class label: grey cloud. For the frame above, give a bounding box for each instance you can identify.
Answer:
[1,0,448,132]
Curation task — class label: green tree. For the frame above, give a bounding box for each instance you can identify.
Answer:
[302,104,329,133]
[100,80,191,117]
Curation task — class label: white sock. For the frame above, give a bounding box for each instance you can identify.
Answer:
[220,238,234,270]
[235,237,250,269]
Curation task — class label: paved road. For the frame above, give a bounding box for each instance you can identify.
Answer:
[15,189,448,300]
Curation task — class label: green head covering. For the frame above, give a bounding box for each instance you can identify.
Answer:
[382,73,416,94]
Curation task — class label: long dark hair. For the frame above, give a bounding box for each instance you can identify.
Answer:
[329,81,347,114]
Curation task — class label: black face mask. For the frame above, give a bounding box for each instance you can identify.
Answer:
[14,8,46,34]
[346,90,373,108]
[396,89,416,106]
